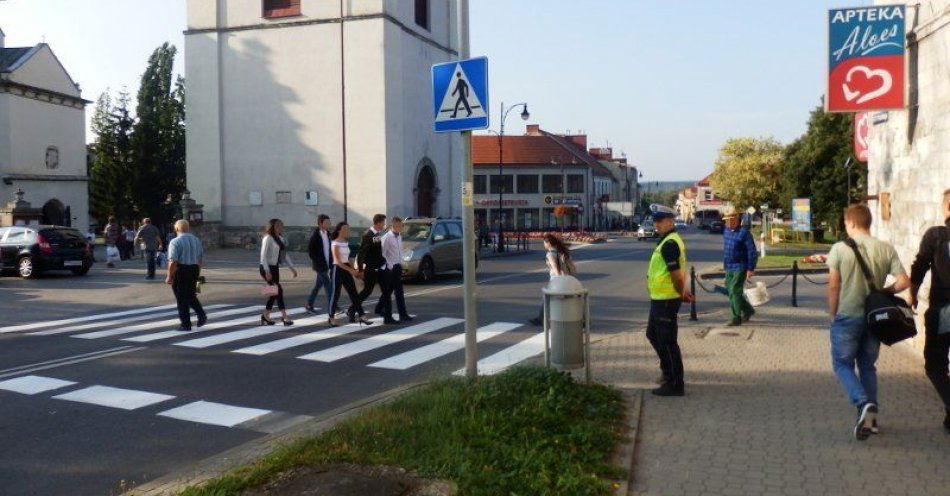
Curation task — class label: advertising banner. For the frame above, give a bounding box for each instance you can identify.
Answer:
[792,199,812,232]
[828,5,906,112]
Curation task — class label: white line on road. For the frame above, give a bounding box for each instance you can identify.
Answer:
[121,307,310,343]
[453,332,546,376]
[28,306,231,336]
[53,385,175,410]
[173,310,324,349]
[368,322,522,370]
[0,375,77,395]
[69,304,240,339]
[157,400,271,427]
[0,304,179,334]
[232,320,366,356]
[297,317,464,363]
[0,346,144,380]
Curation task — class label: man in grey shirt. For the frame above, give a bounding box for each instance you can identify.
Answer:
[166,220,206,331]
[135,217,163,279]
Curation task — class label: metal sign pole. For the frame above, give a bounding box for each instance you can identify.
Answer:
[457,0,478,378]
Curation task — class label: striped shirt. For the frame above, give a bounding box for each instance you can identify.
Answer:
[168,232,203,266]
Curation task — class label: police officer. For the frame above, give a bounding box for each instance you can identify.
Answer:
[646,205,694,397]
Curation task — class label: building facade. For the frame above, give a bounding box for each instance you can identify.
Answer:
[184,0,462,241]
[694,174,727,215]
[866,0,950,353]
[0,27,89,230]
[471,125,616,231]
[676,186,697,223]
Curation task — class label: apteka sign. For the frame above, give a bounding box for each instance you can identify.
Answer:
[827,5,905,112]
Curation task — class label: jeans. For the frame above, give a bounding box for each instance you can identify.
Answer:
[145,250,157,278]
[923,305,950,409]
[646,299,684,388]
[172,264,206,329]
[725,270,754,321]
[307,270,332,310]
[830,314,880,407]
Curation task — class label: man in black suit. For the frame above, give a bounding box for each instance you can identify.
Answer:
[305,214,333,313]
[356,213,387,319]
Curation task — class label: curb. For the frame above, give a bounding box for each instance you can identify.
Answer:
[614,389,643,496]
[122,381,426,496]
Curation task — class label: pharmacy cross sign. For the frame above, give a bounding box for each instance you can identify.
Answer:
[827,5,906,112]
[431,57,489,133]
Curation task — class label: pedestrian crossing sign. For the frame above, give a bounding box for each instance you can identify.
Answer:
[432,56,489,132]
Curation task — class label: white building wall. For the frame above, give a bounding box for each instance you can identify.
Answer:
[868,0,950,353]
[7,46,80,97]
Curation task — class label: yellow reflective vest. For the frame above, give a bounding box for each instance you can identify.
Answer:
[647,231,687,300]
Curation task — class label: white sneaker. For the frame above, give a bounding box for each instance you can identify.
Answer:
[854,403,877,441]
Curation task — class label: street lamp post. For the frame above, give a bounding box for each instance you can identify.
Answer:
[496,101,529,252]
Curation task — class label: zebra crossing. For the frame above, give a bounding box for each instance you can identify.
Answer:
[6,303,544,375]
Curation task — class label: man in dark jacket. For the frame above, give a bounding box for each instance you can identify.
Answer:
[357,214,387,318]
[909,188,950,433]
[305,214,332,314]
[721,206,758,326]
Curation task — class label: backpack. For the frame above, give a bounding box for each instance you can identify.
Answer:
[845,239,917,346]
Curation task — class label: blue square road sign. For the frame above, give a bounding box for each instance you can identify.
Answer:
[432,57,489,133]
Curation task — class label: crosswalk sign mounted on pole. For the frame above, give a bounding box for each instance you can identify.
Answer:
[432,56,489,133]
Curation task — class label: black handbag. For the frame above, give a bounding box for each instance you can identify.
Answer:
[846,239,917,346]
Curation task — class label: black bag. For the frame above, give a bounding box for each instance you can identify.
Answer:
[846,239,916,346]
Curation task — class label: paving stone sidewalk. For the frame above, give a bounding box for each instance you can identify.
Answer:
[589,302,950,496]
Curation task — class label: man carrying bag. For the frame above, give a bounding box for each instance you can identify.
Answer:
[826,205,910,441]
[909,188,950,433]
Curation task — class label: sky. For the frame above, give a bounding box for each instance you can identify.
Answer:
[0,0,870,182]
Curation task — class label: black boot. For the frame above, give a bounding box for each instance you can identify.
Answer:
[651,383,684,397]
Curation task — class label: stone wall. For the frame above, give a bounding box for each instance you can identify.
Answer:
[192,221,315,253]
[867,0,950,353]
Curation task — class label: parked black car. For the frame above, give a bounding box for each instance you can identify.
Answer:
[0,225,94,278]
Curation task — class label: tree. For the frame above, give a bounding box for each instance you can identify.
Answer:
[132,43,186,228]
[88,90,135,224]
[780,106,864,235]
[709,137,784,211]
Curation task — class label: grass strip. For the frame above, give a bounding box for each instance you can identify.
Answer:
[757,255,824,269]
[181,366,625,496]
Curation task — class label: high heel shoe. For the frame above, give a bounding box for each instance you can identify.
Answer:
[261,315,276,326]
[281,317,294,326]
[327,316,340,327]
[357,315,373,326]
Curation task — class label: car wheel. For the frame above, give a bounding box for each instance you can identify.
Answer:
[418,257,435,283]
[71,264,91,276]
[18,256,36,279]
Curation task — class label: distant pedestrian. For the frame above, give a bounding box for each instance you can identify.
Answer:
[826,204,909,440]
[165,220,207,331]
[357,214,387,316]
[328,222,372,327]
[529,233,575,326]
[378,217,413,324]
[721,206,758,326]
[122,225,136,260]
[134,218,163,280]
[305,214,333,314]
[259,218,297,326]
[103,216,121,268]
[909,189,950,433]
[645,205,693,397]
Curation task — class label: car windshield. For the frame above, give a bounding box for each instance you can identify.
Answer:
[403,223,433,241]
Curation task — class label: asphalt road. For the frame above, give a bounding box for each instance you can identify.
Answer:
[0,229,730,495]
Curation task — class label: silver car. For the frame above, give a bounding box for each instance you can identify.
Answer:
[637,222,657,241]
[400,218,474,282]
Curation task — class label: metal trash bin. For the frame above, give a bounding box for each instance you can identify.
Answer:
[542,275,591,382]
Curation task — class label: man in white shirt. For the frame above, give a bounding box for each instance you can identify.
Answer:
[378,217,412,324]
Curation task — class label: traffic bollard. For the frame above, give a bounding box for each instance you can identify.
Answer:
[792,261,799,308]
[690,265,698,321]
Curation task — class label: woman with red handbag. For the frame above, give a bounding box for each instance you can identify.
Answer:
[260,218,297,326]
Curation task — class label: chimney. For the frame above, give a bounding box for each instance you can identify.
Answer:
[525,124,541,136]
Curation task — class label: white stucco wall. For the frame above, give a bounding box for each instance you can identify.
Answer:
[185,0,460,229]
[867,0,950,353]
[8,46,80,97]
[3,93,85,177]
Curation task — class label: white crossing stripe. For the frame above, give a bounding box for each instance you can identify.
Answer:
[369,322,521,370]
[0,375,77,395]
[0,304,179,334]
[157,400,271,427]
[29,306,223,336]
[173,310,323,349]
[52,385,175,410]
[232,319,375,356]
[297,317,463,363]
[69,305,241,339]
[453,332,545,376]
[122,307,310,343]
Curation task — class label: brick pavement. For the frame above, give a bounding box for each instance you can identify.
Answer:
[589,299,950,496]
